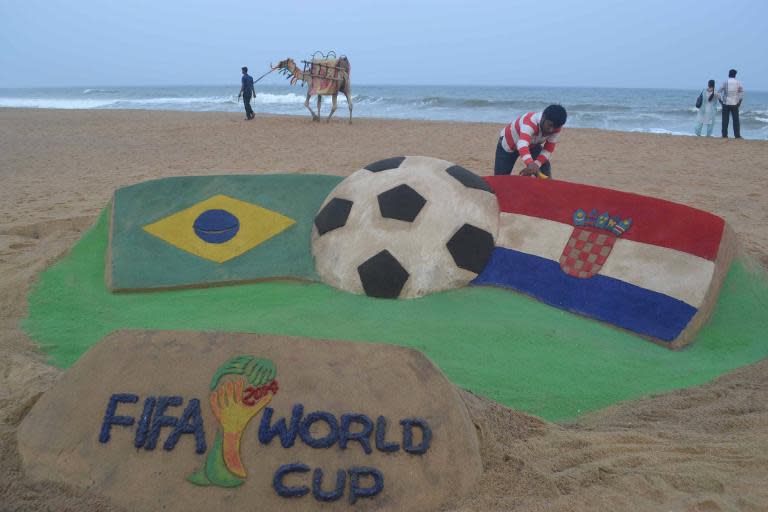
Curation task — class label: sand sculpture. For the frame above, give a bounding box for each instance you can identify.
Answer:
[18,331,482,512]
[312,156,499,298]
[107,174,341,290]
[105,157,733,347]
[474,176,735,348]
[17,156,744,511]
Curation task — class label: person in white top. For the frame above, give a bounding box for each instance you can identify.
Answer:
[695,80,718,137]
[718,69,744,138]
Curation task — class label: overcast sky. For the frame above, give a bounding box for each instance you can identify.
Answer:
[1,0,765,90]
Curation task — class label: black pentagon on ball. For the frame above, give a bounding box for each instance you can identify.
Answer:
[357,250,410,299]
[314,198,353,236]
[377,184,426,222]
[445,165,493,193]
[446,224,496,274]
[364,156,406,172]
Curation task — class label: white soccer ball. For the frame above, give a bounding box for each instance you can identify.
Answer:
[312,156,500,298]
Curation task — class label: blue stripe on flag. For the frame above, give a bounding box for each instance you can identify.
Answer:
[472,248,697,342]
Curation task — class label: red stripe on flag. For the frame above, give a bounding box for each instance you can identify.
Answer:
[484,176,724,261]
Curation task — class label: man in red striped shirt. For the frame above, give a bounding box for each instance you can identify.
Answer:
[494,104,567,178]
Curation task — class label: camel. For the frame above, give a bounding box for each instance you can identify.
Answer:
[272,56,353,123]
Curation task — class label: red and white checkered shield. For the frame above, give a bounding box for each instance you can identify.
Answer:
[559,227,616,278]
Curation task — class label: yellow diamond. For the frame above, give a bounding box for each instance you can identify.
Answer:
[143,194,296,263]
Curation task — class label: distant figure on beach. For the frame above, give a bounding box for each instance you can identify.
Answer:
[238,66,255,120]
[695,79,718,137]
[494,105,567,178]
[718,69,744,138]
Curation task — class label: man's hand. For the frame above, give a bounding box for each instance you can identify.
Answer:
[519,162,539,176]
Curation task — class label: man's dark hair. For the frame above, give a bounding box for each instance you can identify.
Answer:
[242,66,248,73]
[543,104,567,128]
[729,69,737,78]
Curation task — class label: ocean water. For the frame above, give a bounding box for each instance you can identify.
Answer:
[2,84,767,139]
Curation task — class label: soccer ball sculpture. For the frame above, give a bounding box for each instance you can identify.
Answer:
[312,156,500,298]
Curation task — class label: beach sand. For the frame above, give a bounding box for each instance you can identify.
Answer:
[1,108,767,511]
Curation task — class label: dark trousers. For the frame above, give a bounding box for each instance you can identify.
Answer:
[493,139,552,177]
[243,93,254,119]
[721,104,740,138]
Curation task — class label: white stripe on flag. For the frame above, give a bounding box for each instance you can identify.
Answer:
[497,212,714,308]
[601,239,714,308]
[497,213,572,261]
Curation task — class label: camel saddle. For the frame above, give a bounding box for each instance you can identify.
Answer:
[303,57,349,96]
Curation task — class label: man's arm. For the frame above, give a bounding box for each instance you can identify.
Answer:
[737,81,744,107]
[516,139,540,176]
[535,137,558,169]
[511,119,538,174]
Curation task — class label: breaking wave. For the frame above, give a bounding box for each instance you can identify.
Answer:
[82,88,119,94]
[1,84,766,139]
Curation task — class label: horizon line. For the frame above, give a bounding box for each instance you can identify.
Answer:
[2,83,768,94]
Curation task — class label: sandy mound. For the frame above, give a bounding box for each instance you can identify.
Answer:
[18,330,481,511]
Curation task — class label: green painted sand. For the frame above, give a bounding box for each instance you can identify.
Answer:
[24,209,768,422]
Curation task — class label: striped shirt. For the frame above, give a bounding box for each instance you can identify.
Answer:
[498,112,561,168]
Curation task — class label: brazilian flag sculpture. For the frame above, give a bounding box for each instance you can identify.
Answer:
[107,174,341,290]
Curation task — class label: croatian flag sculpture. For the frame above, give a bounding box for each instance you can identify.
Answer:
[474,176,734,348]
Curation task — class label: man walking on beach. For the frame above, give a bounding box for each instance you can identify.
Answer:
[494,105,567,178]
[238,66,255,120]
[719,69,744,138]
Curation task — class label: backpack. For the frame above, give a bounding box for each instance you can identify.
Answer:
[695,90,703,109]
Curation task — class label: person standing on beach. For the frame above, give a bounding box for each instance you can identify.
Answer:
[494,104,567,178]
[718,69,744,138]
[238,66,255,120]
[695,80,718,137]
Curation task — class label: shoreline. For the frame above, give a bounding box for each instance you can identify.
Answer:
[4,106,768,140]
[0,98,768,141]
